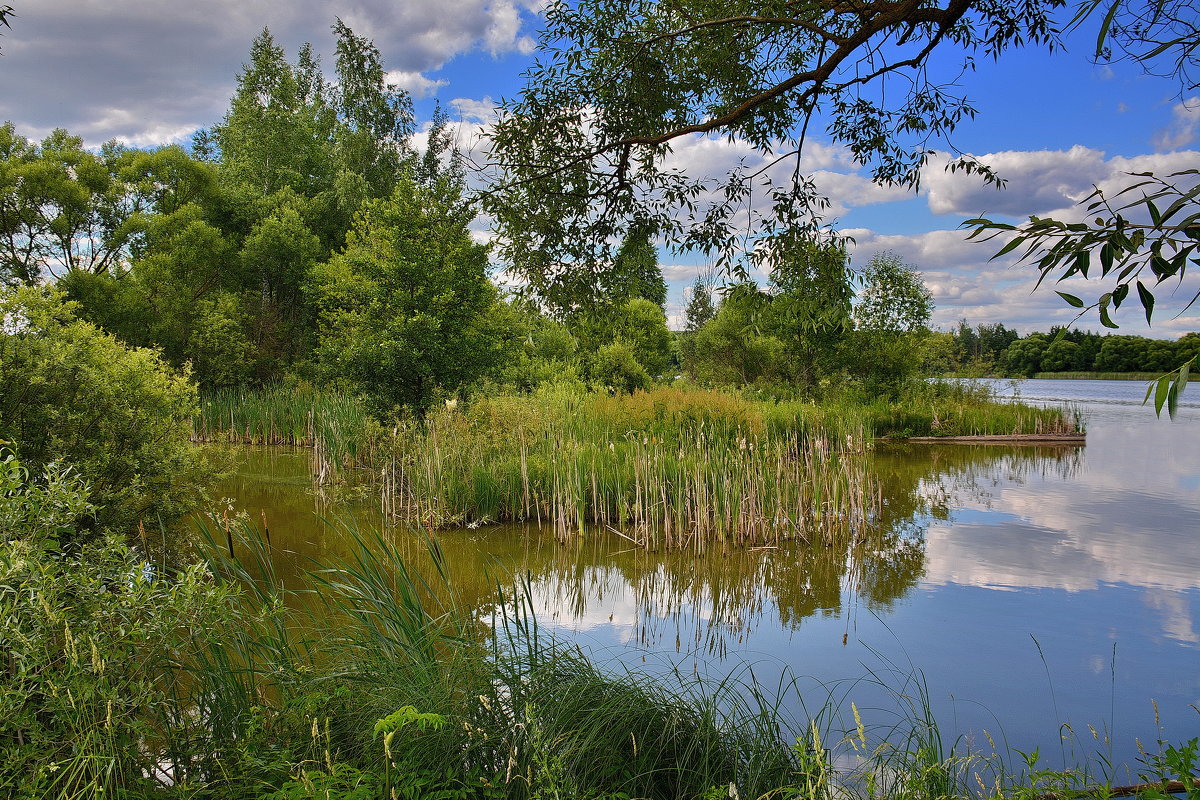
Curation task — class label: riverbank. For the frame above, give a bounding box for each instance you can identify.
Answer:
[9,511,1195,800]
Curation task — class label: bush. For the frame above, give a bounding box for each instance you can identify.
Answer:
[0,451,248,798]
[0,286,205,537]
[590,340,651,393]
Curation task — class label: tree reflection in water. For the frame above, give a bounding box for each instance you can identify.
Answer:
[205,441,1084,657]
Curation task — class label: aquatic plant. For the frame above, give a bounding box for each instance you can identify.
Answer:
[195,384,381,482]
[382,385,880,550]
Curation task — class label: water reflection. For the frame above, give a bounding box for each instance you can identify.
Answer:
[207,438,1091,656]
[205,382,1200,771]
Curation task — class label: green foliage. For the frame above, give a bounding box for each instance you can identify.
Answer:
[307,178,496,413]
[486,298,583,394]
[0,286,204,536]
[0,456,245,797]
[265,763,382,800]
[606,225,667,308]
[589,340,651,394]
[0,125,137,286]
[1138,737,1200,800]
[854,251,933,334]
[840,328,930,399]
[1040,339,1086,372]
[0,449,94,548]
[382,385,883,548]
[1002,333,1050,378]
[611,298,673,378]
[685,289,786,387]
[683,277,717,333]
[483,0,1057,297]
[766,238,855,389]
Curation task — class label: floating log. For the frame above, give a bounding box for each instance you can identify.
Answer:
[899,433,1087,444]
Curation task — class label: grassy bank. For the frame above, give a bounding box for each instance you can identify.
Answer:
[7,517,1195,800]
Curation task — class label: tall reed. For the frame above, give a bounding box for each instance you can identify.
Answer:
[384,386,881,550]
[195,385,380,482]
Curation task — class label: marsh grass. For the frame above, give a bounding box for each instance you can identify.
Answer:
[196,383,1077,550]
[824,382,1083,439]
[384,385,881,550]
[195,385,380,482]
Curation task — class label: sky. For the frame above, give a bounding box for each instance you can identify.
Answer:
[2,0,1198,336]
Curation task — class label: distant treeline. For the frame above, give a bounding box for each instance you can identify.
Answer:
[928,321,1200,377]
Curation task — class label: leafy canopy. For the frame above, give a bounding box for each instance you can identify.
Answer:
[482,0,1060,303]
[854,251,934,333]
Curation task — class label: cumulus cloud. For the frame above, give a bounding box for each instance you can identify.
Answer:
[1152,97,1200,151]
[450,96,500,124]
[922,146,1109,217]
[1,0,541,146]
[385,70,449,99]
[920,147,1200,220]
[842,225,1200,335]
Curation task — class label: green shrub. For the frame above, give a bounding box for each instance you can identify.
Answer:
[0,286,205,537]
[590,340,651,394]
[0,452,249,798]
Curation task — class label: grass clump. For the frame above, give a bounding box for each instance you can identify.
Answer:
[818,381,1083,439]
[385,384,879,549]
[195,384,381,482]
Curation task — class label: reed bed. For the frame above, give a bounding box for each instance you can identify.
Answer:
[195,385,380,482]
[195,383,1078,549]
[831,382,1083,439]
[384,386,881,550]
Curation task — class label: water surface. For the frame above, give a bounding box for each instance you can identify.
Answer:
[211,379,1199,775]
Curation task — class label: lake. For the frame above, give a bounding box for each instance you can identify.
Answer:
[211,379,1200,779]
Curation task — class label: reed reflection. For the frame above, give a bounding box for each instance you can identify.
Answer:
[205,440,1086,656]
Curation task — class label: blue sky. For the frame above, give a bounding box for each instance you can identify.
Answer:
[2,1,1196,336]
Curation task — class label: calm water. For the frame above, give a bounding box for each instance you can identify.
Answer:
[211,379,1200,775]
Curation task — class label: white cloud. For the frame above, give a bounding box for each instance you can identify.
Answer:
[842,225,1200,335]
[920,147,1200,220]
[1152,97,1200,152]
[386,70,449,99]
[450,96,500,125]
[922,146,1109,217]
[0,0,541,147]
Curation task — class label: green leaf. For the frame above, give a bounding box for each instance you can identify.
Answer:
[1147,198,1162,226]
[1154,374,1171,415]
[1100,243,1115,274]
[1099,304,1119,329]
[1056,291,1085,308]
[993,235,1026,259]
[1073,250,1090,277]
[1112,283,1129,308]
[1137,281,1155,325]
[1173,361,1191,417]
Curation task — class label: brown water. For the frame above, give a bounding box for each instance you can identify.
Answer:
[207,380,1200,775]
